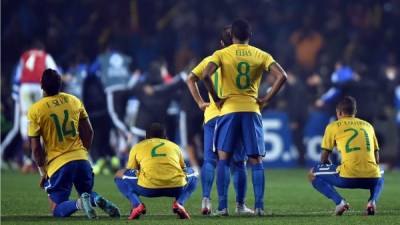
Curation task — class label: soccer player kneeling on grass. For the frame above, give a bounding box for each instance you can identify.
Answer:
[309,96,384,216]
[114,123,198,220]
[28,69,120,219]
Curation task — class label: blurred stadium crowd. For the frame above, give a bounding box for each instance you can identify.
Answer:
[1,0,400,173]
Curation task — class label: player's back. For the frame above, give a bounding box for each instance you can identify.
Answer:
[210,44,275,115]
[191,56,222,123]
[131,138,186,188]
[328,117,380,178]
[20,49,47,83]
[28,92,88,176]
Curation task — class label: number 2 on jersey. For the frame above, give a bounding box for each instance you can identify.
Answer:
[50,110,76,142]
[344,128,371,153]
[236,61,250,89]
[151,142,166,157]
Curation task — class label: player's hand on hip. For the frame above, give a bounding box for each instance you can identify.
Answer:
[198,102,210,111]
[257,98,269,110]
[215,98,226,109]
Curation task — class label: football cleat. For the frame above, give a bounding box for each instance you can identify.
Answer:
[81,192,97,219]
[335,200,350,216]
[365,201,376,216]
[254,208,266,216]
[128,203,146,220]
[235,203,254,215]
[201,198,212,215]
[93,193,121,217]
[213,208,229,216]
[172,201,190,219]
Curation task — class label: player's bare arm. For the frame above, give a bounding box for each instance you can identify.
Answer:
[320,149,332,164]
[257,62,287,109]
[374,150,380,164]
[79,118,94,150]
[186,73,209,111]
[29,136,47,188]
[203,62,223,108]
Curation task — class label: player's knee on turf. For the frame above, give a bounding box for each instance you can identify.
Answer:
[308,168,315,182]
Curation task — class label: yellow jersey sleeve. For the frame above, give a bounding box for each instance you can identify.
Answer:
[27,106,40,137]
[321,124,335,151]
[191,58,208,79]
[126,146,139,169]
[209,50,222,67]
[263,52,275,72]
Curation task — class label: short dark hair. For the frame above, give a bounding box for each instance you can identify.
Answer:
[146,123,166,139]
[336,96,357,115]
[231,19,251,42]
[41,69,61,96]
[221,25,232,46]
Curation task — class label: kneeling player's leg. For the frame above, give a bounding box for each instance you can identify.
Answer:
[242,113,265,211]
[114,169,142,207]
[177,168,198,205]
[45,164,78,217]
[71,160,98,219]
[309,165,343,205]
[369,176,384,203]
[73,160,120,217]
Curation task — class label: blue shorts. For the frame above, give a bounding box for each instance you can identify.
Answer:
[122,168,197,197]
[204,117,247,162]
[214,112,265,157]
[44,160,94,204]
[312,164,382,189]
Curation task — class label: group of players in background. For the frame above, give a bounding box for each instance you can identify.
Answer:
[9,19,385,219]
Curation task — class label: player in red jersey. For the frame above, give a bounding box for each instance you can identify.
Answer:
[13,41,59,172]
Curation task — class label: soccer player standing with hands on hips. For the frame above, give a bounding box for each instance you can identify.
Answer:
[202,19,287,216]
[28,69,120,219]
[187,25,253,215]
[309,96,384,216]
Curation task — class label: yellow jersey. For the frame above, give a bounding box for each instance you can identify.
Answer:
[209,44,275,116]
[126,138,187,189]
[321,117,380,178]
[27,92,89,177]
[191,56,222,124]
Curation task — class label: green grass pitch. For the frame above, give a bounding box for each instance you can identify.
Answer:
[1,169,399,225]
